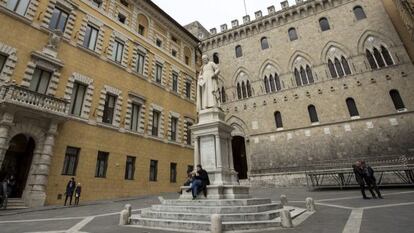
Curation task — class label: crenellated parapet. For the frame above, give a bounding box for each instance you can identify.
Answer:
[201,0,354,51]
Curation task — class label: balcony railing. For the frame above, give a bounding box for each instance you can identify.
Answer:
[0,84,69,116]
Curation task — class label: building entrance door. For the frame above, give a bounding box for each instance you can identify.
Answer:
[0,134,35,198]
[231,136,248,180]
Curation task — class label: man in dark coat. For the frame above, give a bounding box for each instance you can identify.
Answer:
[191,165,210,200]
[64,177,76,206]
[353,161,369,199]
[361,161,383,199]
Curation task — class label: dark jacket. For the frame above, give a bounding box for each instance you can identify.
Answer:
[75,186,81,197]
[66,180,76,195]
[352,165,365,185]
[363,166,376,184]
[195,169,210,186]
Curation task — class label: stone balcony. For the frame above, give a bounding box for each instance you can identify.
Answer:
[0,84,69,118]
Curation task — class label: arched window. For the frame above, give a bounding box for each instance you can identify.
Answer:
[381,46,394,66]
[334,58,344,77]
[319,17,330,31]
[308,105,319,123]
[241,81,247,98]
[275,74,282,91]
[235,45,243,58]
[328,60,337,78]
[288,28,298,41]
[366,50,378,69]
[389,89,405,111]
[353,6,367,20]
[261,37,269,50]
[264,76,270,93]
[213,53,219,64]
[246,80,252,97]
[373,47,385,68]
[269,75,276,92]
[274,111,283,129]
[346,98,359,117]
[300,67,308,85]
[342,56,352,75]
[221,87,226,103]
[306,66,314,83]
[237,83,242,99]
[294,69,301,86]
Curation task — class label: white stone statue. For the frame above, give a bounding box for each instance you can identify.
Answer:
[197,55,220,111]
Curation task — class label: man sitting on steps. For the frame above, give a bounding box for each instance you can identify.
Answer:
[190,165,210,200]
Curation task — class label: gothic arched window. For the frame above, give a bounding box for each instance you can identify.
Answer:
[288,28,298,41]
[389,89,405,111]
[274,111,283,129]
[261,37,269,50]
[346,98,359,117]
[353,6,367,20]
[235,45,243,58]
[308,105,319,123]
[213,53,219,64]
[319,17,330,31]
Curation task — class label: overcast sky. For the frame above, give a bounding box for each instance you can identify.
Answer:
[152,0,297,30]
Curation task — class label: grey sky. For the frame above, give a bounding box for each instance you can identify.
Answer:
[152,0,297,30]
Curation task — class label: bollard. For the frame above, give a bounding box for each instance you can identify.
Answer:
[280,194,288,207]
[280,209,293,228]
[125,204,132,218]
[305,197,316,212]
[119,209,129,225]
[211,214,222,233]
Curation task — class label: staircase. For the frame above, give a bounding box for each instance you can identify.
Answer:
[4,198,28,210]
[130,198,307,232]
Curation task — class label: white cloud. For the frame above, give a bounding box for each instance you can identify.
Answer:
[152,0,298,30]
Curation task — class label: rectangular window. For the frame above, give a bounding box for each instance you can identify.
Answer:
[7,0,31,16]
[102,94,117,124]
[136,53,145,75]
[138,25,145,36]
[185,82,191,98]
[171,49,177,57]
[152,110,160,136]
[170,117,178,141]
[112,40,124,63]
[95,151,109,178]
[83,24,99,51]
[49,7,69,32]
[0,54,7,73]
[172,72,178,92]
[70,82,87,116]
[125,156,136,180]
[91,0,102,8]
[170,163,177,183]
[130,103,141,132]
[155,64,163,83]
[29,68,52,94]
[186,122,192,145]
[149,160,158,181]
[61,146,80,176]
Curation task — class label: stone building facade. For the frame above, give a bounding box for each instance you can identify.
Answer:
[0,0,199,207]
[196,0,414,185]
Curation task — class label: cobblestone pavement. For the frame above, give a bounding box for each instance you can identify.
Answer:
[0,187,413,233]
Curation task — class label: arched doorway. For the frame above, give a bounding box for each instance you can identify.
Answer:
[232,136,248,180]
[0,134,35,198]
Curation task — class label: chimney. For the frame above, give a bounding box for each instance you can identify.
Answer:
[210,28,217,35]
[255,10,263,19]
[231,19,239,28]
[220,24,228,32]
[267,5,275,14]
[243,15,250,24]
[281,1,289,9]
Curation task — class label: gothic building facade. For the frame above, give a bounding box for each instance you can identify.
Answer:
[196,0,414,185]
[0,0,198,206]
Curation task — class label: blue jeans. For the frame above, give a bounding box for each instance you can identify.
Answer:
[191,179,203,198]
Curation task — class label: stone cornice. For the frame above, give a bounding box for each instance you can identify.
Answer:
[201,0,355,51]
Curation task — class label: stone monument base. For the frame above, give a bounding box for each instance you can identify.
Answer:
[179,185,251,199]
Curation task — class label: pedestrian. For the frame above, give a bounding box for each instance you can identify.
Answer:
[74,183,82,205]
[352,161,369,199]
[361,161,383,199]
[6,175,16,198]
[179,169,194,195]
[64,177,76,206]
[191,165,210,200]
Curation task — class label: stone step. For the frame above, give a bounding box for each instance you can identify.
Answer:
[131,216,281,232]
[140,209,280,222]
[151,203,280,214]
[162,198,271,206]
[2,198,28,209]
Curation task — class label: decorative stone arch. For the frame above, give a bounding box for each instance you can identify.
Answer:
[137,12,150,37]
[226,115,248,137]
[259,59,283,78]
[357,30,396,54]
[320,41,352,62]
[8,123,46,153]
[288,51,315,71]
[231,67,251,85]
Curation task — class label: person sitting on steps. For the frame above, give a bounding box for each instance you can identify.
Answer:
[190,165,210,200]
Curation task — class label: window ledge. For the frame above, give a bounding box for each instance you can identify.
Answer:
[397,108,408,113]
[147,135,165,142]
[311,122,320,126]
[77,45,102,58]
[350,116,361,120]
[96,122,120,131]
[276,128,284,131]
[151,80,166,90]
[124,129,145,137]
[107,59,127,70]
[131,71,147,81]
[0,6,32,26]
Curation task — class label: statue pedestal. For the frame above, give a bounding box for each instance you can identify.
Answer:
[180,107,251,199]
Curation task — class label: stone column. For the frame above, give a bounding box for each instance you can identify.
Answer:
[26,121,58,207]
[215,134,222,168]
[228,136,235,170]
[193,136,200,168]
[0,112,14,169]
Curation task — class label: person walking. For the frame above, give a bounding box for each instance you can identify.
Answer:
[191,165,210,200]
[64,177,76,206]
[353,161,369,199]
[74,183,82,205]
[361,161,383,199]
[6,175,16,198]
